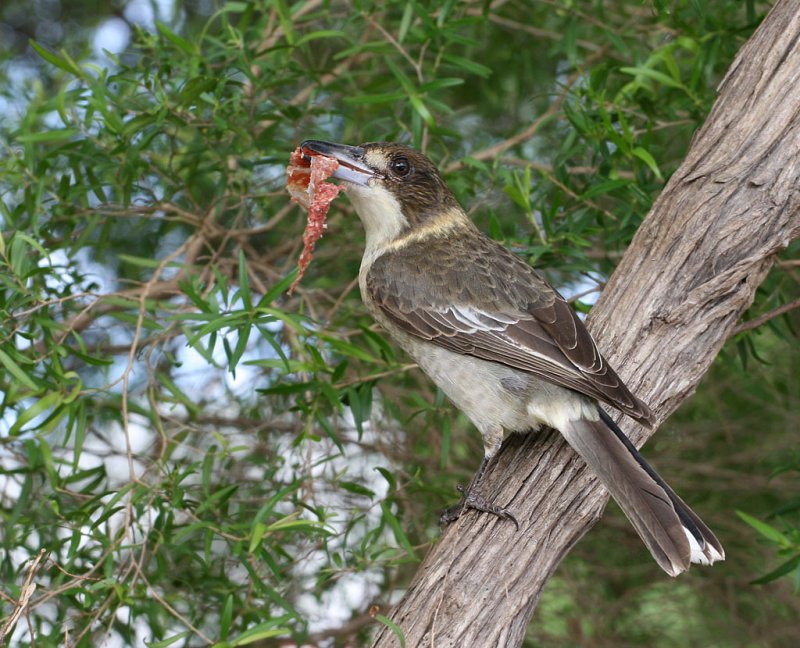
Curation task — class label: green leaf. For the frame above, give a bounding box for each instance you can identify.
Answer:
[409,95,435,126]
[398,1,414,43]
[29,40,84,76]
[386,58,414,94]
[265,517,329,534]
[295,30,347,47]
[15,129,81,143]
[8,391,64,436]
[343,91,407,105]
[145,632,191,648]
[375,467,397,491]
[156,21,197,55]
[380,501,417,559]
[419,78,464,92]
[220,594,234,640]
[322,335,381,363]
[272,0,295,46]
[237,250,252,310]
[737,511,789,545]
[195,484,239,515]
[375,614,406,648]
[258,272,300,306]
[632,146,663,179]
[0,349,40,390]
[157,371,201,415]
[249,522,267,554]
[231,626,291,645]
[339,480,376,498]
[442,53,493,78]
[750,553,800,585]
[620,66,684,89]
[580,178,630,200]
[117,254,168,268]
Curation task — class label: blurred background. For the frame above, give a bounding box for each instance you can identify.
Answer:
[1,0,798,646]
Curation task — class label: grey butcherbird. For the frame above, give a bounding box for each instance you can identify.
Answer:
[299,139,724,576]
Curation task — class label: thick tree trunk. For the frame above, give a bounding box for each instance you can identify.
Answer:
[371,1,800,646]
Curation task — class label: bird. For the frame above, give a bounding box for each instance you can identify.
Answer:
[297,139,725,576]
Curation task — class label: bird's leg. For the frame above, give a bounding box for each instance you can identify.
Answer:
[439,454,519,529]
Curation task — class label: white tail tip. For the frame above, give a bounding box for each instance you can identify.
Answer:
[685,527,725,566]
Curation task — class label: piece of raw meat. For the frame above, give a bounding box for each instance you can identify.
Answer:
[286,146,344,293]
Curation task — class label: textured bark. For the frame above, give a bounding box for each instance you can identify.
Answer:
[371,2,800,646]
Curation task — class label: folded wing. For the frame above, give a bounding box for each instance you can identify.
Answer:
[366,231,655,426]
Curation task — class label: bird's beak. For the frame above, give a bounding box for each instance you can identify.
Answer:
[300,140,375,187]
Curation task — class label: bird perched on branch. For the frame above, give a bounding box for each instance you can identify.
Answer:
[298,139,724,576]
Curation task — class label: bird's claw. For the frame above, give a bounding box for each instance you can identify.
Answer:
[439,486,519,530]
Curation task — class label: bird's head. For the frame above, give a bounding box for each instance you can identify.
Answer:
[299,140,465,249]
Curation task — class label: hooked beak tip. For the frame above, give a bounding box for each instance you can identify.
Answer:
[299,140,374,187]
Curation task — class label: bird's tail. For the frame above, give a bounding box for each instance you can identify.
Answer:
[560,408,724,576]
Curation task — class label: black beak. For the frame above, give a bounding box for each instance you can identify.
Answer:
[300,140,375,187]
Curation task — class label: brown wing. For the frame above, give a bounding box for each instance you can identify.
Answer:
[366,228,655,427]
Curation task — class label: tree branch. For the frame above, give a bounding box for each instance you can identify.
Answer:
[729,296,800,336]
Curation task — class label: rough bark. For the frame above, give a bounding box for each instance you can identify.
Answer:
[371,1,800,646]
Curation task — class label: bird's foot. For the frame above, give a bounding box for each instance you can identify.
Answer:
[439,485,519,530]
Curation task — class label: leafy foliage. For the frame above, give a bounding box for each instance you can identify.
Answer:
[0,0,797,646]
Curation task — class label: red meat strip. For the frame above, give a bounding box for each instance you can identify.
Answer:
[286,147,344,293]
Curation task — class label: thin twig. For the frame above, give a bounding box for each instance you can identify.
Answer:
[0,549,47,647]
[730,296,800,336]
[445,46,609,173]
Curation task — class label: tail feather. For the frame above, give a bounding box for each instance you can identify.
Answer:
[560,409,724,576]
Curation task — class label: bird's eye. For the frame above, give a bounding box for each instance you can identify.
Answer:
[390,156,411,177]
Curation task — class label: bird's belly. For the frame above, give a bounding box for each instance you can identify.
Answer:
[373,322,543,430]
[391,328,597,427]
[414,343,535,432]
